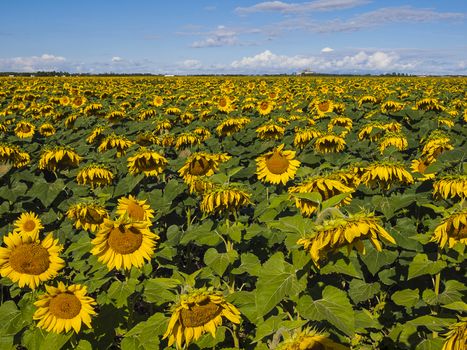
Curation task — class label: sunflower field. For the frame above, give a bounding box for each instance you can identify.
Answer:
[0,76,466,350]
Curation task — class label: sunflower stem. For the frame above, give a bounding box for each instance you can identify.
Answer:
[186,207,191,230]
[230,324,240,348]
[432,248,442,339]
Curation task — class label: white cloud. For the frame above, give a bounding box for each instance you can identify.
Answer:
[231,50,318,69]
[0,54,66,72]
[191,25,240,48]
[236,0,369,14]
[111,56,123,62]
[321,47,334,53]
[181,59,202,69]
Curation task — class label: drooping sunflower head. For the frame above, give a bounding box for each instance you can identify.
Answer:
[0,231,64,289]
[440,317,466,350]
[0,143,28,168]
[328,116,353,133]
[38,146,82,172]
[256,123,285,140]
[66,202,109,233]
[179,152,230,184]
[200,184,252,215]
[76,163,114,188]
[358,122,385,142]
[433,174,467,200]
[116,195,154,222]
[358,95,378,106]
[276,327,350,350]
[421,130,454,163]
[256,144,301,185]
[215,117,250,137]
[163,287,241,349]
[98,133,134,157]
[39,123,56,137]
[431,208,467,249]
[381,100,403,114]
[379,132,408,154]
[416,97,445,112]
[13,212,43,240]
[314,133,346,154]
[360,161,414,190]
[175,132,201,150]
[14,121,35,138]
[127,148,168,177]
[33,281,96,334]
[410,158,436,181]
[86,125,106,144]
[293,127,322,149]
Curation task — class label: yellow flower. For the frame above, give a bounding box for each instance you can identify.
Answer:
[256,144,301,185]
[98,133,133,157]
[39,123,56,137]
[421,131,454,163]
[289,176,354,216]
[76,164,114,188]
[314,133,346,154]
[431,208,467,248]
[328,116,353,132]
[163,288,241,349]
[416,97,445,112]
[14,121,35,138]
[410,158,436,181]
[66,202,109,233]
[358,95,378,106]
[277,327,350,350]
[86,126,105,144]
[293,127,322,148]
[13,212,43,239]
[297,212,395,267]
[358,122,385,142]
[217,96,235,113]
[90,216,159,271]
[256,123,285,140]
[153,95,164,107]
[0,143,30,168]
[441,317,466,350]
[33,282,96,334]
[116,195,154,222]
[200,184,252,215]
[193,127,211,142]
[127,148,168,177]
[361,162,414,190]
[216,117,250,136]
[178,152,230,184]
[71,95,87,108]
[257,100,274,115]
[433,175,467,200]
[381,100,403,114]
[175,133,201,150]
[379,132,408,154]
[38,147,82,172]
[314,100,334,117]
[0,231,64,289]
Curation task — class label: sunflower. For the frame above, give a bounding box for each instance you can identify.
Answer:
[441,317,466,350]
[116,195,154,222]
[276,327,349,350]
[59,96,70,106]
[90,216,158,271]
[314,100,334,117]
[431,208,467,249]
[360,162,414,190]
[416,97,445,112]
[165,107,182,116]
[297,211,395,267]
[163,287,241,349]
[381,100,403,114]
[13,212,44,239]
[39,123,56,137]
[379,132,408,154]
[66,202,109,233]
[216,117,250,137]
[71,95,87,108]
[217,96,235,113]
[86,126,105,144]
[422,131,454,163]
[154,119,172,133]
[358,95,378,106]
[76,164,114,188]
[200,184,252,215]
[328,116,353,132]
[410,158,436,180]
[175,133,201,150]
[293,127,322,148]
[256,144,300,185]
[33,282,96,334]
[98,133,133,157]
[0,143,29,168]
[188,177,216,195]
[358,122,385,142]
[256,123,285,140]
[14,121,35,138]
[153,95,164,107]
[0,231,64,289]
[12,150,31,168]
[257,100,274,115]
[314,133,346,154]
[178,152,230,184]
[289,176,354,216]
[38,147,82,172]
[136,131,158,146]
[433,175,467,200]
[106,110,126,123]
[127,148,168,177]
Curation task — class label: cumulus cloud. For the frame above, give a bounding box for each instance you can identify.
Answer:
[181,59,202,69]
[235,0,369,14]
[111,56,123,62]
[0,54,66,72]
[230,49,415,73]
[190,25,260,48]
[321,47,334,53]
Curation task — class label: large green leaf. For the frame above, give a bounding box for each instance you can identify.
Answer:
[408,254,447,280]
[349,280,380,304]
[204,247,238,276]
[391,289,420,308]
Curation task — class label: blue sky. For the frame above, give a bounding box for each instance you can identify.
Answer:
[1,0,466,74]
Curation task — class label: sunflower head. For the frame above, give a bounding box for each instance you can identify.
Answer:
[314,100,334,117]
[440,317,466,350]
[294,127,322,148]
[433,174,467,200]
[431,208,467,249]
[39,123,56,137]
[76,163,114,188]
[179,152,230,184]
[276,327,350,350]
[98,133,133,157]
[66,202,109,232]
[90,216,159,271]
[314,133,346,154]
[163,287,241,349]
[379,132,408,154]
[13,212,44,239]
[257,100,274,115]
[14,121,35,138]
[116,195,154,222]
[200,184,252,215]
[256,123,285,140]
[0,231,64,289]
[256,144,301,185]
[361,161,414,190]
[33,282,96,334]
[175,133,201,150]
[127,148,168,177]
[216,117,250,137]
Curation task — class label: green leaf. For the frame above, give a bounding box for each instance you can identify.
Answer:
[21,328,72,350]
[360,244,398,275]
[124,313,168,349]
[415,337,444,350]
[408,254,447,280]
[0,301,27,337]
[113,173,144,198]
[76,340,93,350]
[289,192,322,203]
[320,257,363,279]
[407,315,456,332]
[180,221,221,246]
[106,278,138,307]
[28,178,65,207]
[349,280,380,304]
[255,252,304,318]
[204,247,239,276]
[231,253,261,276]
[442,301,467,312]
[391,289,420,308]
[297,286,355,336]
[355,309,382,330]
[321,193,351,210]
[143,278,181,304]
